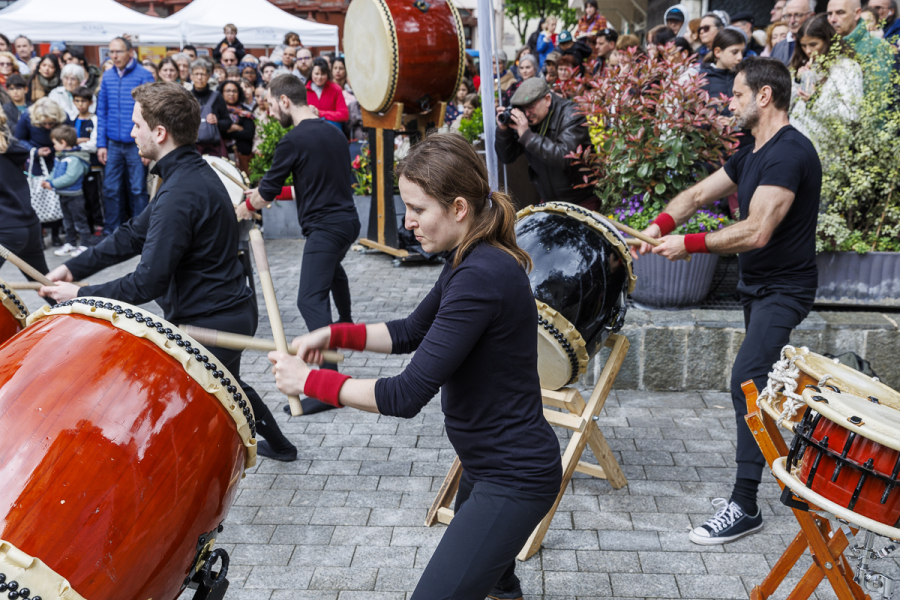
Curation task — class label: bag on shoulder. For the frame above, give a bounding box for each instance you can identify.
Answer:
[27,148,64,223]
[198,91,222,145]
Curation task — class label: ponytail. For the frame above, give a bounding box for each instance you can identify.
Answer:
[395,132,532,272]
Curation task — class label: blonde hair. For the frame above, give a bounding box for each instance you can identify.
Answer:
[0,52,19,74]
[0,111,9,154]
[28,97,67,126]
[766,21,788,47]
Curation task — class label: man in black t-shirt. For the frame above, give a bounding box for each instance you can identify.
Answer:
[239,74,360,416]
[635,58,821,546]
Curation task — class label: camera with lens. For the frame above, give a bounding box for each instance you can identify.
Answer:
[497,107,514,126]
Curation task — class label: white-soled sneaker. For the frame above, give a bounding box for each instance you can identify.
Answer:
[53,243,75,257]
[689,498,763,545]
[69,245,89,258]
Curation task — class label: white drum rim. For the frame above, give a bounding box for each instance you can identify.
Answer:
[772,456,900,540]
[26,298,257,468]
[203,155,249,207]
[446,0,466,105]
[517,202,637,294]
[0,277,28,330]
[536,300,589,390]
[785,346,900,410]
[343,0,399,113]
[800,388,900,453]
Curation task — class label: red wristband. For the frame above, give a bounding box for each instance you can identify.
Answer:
[684,232,709,253]
[275,186,293,200]
[245,196,255,211]
[329,322,367,351]
[303,369,351,407]
[652,213,676,236]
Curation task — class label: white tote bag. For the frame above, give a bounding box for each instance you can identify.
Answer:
[27,148,64,223]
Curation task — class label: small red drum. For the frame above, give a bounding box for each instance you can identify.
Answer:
[343,0,465,114]
[775,387,900,536]
[0,278,27,344]
[0,298,257,600]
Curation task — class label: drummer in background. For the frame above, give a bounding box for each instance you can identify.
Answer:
[494,78,599,210]
[634,57,821,545]
[40,81,298,463]
[268,133,562,600]
[237,74,360,416]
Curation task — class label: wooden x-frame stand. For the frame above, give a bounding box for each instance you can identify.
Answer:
[426,334,630,560]
[742,381,867,600]
[358,102,446,259]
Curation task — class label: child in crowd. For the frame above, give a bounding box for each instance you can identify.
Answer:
[72,86,103,236]
[214,24,246,63]
[450,93,480,132]
[2,74,30,129]
[42,125,91,256]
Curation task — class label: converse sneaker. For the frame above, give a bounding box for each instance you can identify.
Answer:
[53,243,76,257]
[487,574,523,600]
[69,245,89,258]
[689,498,763,545]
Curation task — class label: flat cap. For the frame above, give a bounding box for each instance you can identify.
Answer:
[510,77,551,106]
[730,11,755,24]
[545,50,562,63]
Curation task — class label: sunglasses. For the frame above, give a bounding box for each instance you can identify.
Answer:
[698,25,715,33]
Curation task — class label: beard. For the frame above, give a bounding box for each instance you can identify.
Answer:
[136,139,160,162]
[275,109,293,128]
[735,100,760,129]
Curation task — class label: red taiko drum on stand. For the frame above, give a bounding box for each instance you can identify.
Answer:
[0,298,257,600]
[343,0,465,114]
[0,278,28,345]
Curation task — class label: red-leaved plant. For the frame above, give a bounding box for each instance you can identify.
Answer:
[570,47,739,228]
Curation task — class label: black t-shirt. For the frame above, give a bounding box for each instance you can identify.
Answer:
[258,118,358,236]
[723,125,821,292]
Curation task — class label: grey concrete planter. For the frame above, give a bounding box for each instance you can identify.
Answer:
[816,251,900,307]
[630,252,719,308]
[262,201,303,240]
[354,194,404,239]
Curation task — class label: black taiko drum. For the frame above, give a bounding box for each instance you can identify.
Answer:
[516,202,636,390]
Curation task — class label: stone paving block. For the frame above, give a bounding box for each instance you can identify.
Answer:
[597,531,660,552]
[639,551,707,574]
[235,489,296,507]
[225,506,261,524]
[288,546,354,568]
[231,544,295,566]
[310,507,372,526]
[330,525,394,546]
[291,491,351,506]
[274,475,329,490]
[544,571,611,596]
[656,531,724,553]
[308,461,363,476]
[325,476,381,491]
[241,474,278,489]
[345,491,404,508]
[269,525,335,545]
[269,591,337,600]
[676,573,748,599]
[373,568,426,592]
[351,546,417,568]
[309,567,378,591]
[609,573,679,598]
[572,511,633,531]
[369,508,427,527]
[216,524,276,545]
[575,550,641,573]
[620,451,675,466]
[377,476,433,492]
[337,593,405,600]
[221,589,274,600]
[703,552,772,577]
[631,512,693,532]
[339,447,391,461]
[643,466,700,481]
[243,566,315,589]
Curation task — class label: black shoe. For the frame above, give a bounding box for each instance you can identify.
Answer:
[689,498,763,545]
[51,235,63,247]
[256,439,298,462]
[283,397,340,415]
[487,575,523,600]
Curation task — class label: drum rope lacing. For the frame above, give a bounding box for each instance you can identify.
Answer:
[759,346,838,427]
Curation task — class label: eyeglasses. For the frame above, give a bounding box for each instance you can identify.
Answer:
[298,57,312,61]
[782,11,810,21]
[0,62,12,67]
[871,4,892,12]
[698,25,715,33]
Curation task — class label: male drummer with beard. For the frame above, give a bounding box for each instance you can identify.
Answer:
[634,58,821,545]
[237,74,360,416]
[40,81,298,462]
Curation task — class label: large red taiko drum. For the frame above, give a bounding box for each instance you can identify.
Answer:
[343,0,465,114]
[0,298,257,600]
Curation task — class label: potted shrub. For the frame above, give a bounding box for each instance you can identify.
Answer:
[571,48,738,307]
[805,46,900,306]
[248,119,301,239]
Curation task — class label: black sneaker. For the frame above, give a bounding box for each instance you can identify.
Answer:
[689,498,763,545]
[487,575,523,600]
[256,439,298,462]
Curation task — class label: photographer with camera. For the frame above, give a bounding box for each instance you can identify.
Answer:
[494,78,597,209]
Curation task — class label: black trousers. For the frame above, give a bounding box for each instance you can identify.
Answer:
[411,471,556,600]
[184,299,280,442]
[297,220,360,367]
[0,222,49,280]
[729,284,815,482]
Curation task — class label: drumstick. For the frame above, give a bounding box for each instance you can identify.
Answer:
[0,244,56,285]
[603,217,692,262]
[180,325,344,364]
[212,161,250,191]
[248,228,304,416]
[10,281,89,290]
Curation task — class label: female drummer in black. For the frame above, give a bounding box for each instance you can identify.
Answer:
[268,133,562,600]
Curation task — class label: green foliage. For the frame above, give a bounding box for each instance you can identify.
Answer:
[504,0,577,44]
[351,143,372,196]
[806,42,900,253]
[458,107,484,144]
[572,48,738,229]
[248,118,292,186]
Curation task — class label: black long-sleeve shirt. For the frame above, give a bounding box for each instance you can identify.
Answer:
[67,145,253,322]
[374,244,563,494]
[0,138,40,230]
[258,118,358,236]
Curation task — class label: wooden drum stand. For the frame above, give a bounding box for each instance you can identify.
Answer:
[358,102,446,259]
[742,381,868,600]
[426,334,630,560]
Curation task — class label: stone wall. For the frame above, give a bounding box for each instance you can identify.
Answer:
[583,308,900,392]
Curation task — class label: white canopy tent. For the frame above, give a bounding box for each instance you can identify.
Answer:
[0,0,182,44]
[166,0,339,48]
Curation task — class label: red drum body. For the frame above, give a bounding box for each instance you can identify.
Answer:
[788,398,900,527]
[0,279,28,345]
[0,299,256,600]
[343,0,464,114]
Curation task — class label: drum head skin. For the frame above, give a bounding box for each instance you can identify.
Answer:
[203,155,249,207]
[786,346,900,411]
[344,0,396,113]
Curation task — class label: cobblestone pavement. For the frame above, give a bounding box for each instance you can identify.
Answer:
[5,240,899,600]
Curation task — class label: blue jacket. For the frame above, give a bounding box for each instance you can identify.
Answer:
[49,149,90,196]
[14,111,74,175]
[536,33,555,67]
[97,59,154,147]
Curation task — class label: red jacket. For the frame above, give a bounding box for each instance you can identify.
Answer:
[306,80,349,123]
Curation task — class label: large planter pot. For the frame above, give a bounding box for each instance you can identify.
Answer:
[262,201,303,240]
[630,252,719,308]
[353,194,404,240]
[816,251,900,307]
